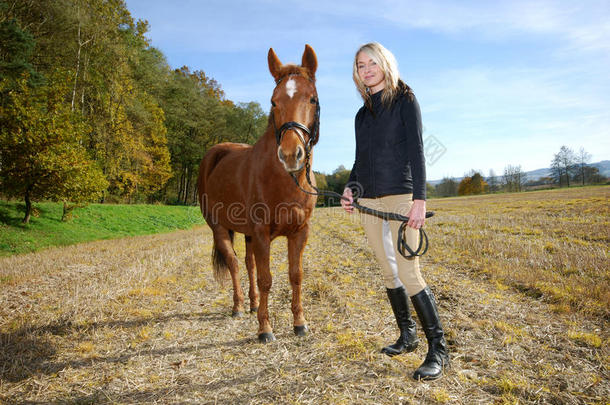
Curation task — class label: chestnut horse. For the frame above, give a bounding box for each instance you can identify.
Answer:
[197,45,319,343]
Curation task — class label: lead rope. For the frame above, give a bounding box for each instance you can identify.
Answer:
[290,153,433,258]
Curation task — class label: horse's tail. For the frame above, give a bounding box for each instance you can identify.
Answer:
[212,230,234,285]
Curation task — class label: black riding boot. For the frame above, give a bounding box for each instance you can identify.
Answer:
[410,286,450,380]
[381,286,419,356]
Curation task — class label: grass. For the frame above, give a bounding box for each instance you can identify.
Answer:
[0,201,204,256]
[0,186,608,403]
[425,185,609,319]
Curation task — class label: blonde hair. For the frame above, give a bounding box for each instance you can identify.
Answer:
[353,42,411,108]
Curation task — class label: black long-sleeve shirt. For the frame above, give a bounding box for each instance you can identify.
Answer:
[348,88,426,200]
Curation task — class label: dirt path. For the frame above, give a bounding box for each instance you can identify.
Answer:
[0,208,607,404]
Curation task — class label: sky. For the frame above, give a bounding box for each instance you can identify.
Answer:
[125,0,610,180]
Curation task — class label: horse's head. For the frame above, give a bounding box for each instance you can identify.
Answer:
[268,45,319,173]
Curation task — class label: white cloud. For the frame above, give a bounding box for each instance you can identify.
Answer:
[375,0,610,51]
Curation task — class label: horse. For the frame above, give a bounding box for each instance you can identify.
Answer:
[197,45,320,343]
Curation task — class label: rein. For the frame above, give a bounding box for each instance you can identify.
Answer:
[289,167,433,258]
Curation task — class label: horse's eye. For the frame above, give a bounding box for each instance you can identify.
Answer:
[310,97,318,104]
[271,101,276,107]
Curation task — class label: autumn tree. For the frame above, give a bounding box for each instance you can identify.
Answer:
[0,74,107,223]
[457,177,472,196]
[458,171,488,196]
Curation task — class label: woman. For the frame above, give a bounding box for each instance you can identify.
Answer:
[341,42,449,381]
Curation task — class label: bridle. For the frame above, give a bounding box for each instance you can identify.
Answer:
[270,74,320,154]
[272,74,433,258]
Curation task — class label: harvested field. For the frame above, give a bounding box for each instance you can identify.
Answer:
[0,186,608,404]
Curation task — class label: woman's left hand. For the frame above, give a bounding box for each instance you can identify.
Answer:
[407,199,426,229]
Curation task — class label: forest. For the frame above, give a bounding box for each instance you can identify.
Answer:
[0,0,268,223]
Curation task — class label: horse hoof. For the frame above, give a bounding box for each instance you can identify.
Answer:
[232,311,244,318]
[250,307,258,313]
[294,325,308,336]
[258,332,276,343]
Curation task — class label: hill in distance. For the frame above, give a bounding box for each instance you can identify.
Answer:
[429,160,609,185]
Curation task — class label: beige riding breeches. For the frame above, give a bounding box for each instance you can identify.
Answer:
[359,194,427,296]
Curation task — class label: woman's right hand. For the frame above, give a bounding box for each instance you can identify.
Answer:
[341,187,354,213]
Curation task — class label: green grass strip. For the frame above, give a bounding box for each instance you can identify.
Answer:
[0,201,205,256]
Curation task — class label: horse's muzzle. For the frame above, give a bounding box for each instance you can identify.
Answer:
[277,145,305,173]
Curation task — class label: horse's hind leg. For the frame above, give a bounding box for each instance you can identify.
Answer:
[212,227,245,317]
[245,236,259,313]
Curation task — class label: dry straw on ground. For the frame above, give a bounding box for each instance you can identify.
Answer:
[0,186,608,404]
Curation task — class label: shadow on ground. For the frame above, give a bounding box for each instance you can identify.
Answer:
[0,311,233,383]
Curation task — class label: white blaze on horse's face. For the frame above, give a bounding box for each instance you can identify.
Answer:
[286,78,297,98]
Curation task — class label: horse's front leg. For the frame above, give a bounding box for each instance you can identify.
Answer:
[288,224,309,336]
[252,227,274,342]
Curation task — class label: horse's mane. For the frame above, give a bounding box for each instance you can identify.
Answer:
[275,64,315,84]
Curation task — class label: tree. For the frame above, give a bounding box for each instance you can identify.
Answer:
[435,177,458,197]
[0,12,43,87]
[551,146,576,187]
[325,165,352,205]
[458,171,488,196]
[0,74,107,223]
[426,182,436,198]
[225,101,267,145]
[2,0,264,206]
[471,172,488,194]
[457,177,472,196]
[574,147,592,186]
[582,166,606,184]
[160,67,229,204]
[313,172,328,206]
[487,169,499,193]
[503,164,525,192]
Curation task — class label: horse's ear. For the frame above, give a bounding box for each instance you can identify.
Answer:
[301,44,317,76]
[268,48,282,81]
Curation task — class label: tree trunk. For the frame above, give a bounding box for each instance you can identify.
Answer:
[71,22,82,112]
[81,51,90,115]
[71,10,93,112]
[177,167,185,203]
[62,201,74,222]
[184,169,192,205]
[23,188,32,224]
